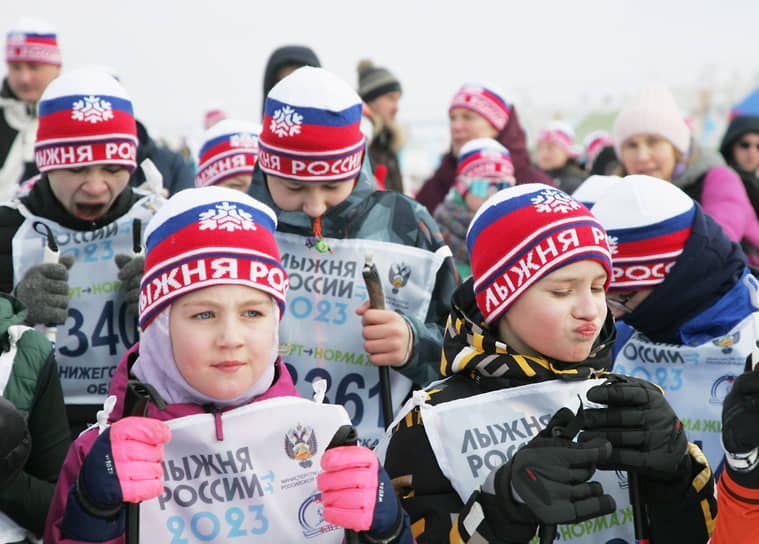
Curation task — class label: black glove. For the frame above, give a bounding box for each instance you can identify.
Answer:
[578,374,688,478]
[722,371,759,487]
[115,254,145,316]
[467,407,615,542]
[0,397,30,488]
[15,254,75,326]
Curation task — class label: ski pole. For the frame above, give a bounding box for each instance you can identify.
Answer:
[32,221,60,346]
[361,253,394,429]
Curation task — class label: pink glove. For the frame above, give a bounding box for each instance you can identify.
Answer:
[317,445,380,531]
[110,417,171,502]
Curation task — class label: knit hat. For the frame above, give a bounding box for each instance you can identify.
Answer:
[572,175,623,208]
[139,186,289,330]
[537,121,580,159]
[34,68,137,173]
[583,130,614,167]
[357,59,402,103]
[195,119,261,187]
[613,85,691,156]
[258,66,365,182]
[449,82,511,131]
[456,138,515,182]
[467,184,612,324]
[6,17,62,66]
[590,175,695,292]
[204,107,228,129]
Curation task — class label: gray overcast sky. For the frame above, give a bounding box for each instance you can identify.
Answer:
[5,0,759,152]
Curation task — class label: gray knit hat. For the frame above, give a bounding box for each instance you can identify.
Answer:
[357,59,402,102]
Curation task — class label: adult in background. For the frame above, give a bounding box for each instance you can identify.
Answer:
[720,114,759,218]
[614,85,759,265]
[0,17,62,201]
[414,82,552,215]
[357,59,405,193]
[260,44,320,118]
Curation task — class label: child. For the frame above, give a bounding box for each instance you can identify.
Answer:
[0,68,165,437]
[250,66,458,446]
[591,174,756,471]
[195,118,261,192]
[534,120,587,194]
[0,293,70,540]
[379,184,715,543]
[44,186,412,543]
[433,137,515,277]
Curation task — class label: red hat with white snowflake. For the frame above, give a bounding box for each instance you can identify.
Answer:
[34,68,138,173]
[6,17,62,66]
[467,183,612,324]
[195,119,261,187]
[139,186,289,330]
[590,175,694,292]
[258,66,365,182]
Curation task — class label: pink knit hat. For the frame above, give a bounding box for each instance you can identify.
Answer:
[449,82,511,131]
[537,121,580,159]
[613,85,691,156]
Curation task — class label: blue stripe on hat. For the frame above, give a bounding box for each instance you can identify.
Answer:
[264,98,362,128]
[471,218,607,296]
[145,202,276,253]
[606,205,695,243]
[39,94,133,117]
[466,188,571,254]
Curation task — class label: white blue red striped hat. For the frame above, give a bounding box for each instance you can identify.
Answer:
[6,17,62,66]
[467,184,612,324]
[34,68,137,173]
[139,187,288,330]
[572,175,623,208]
[195,119,261,187]
[583,130,613,166]
[258,66,365,182]
[449,82,511,131]
[591,175,694,292]
[456,138,515,182]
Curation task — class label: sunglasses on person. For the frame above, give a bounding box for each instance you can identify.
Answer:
[737,140,759,150]
[606,291,637,314]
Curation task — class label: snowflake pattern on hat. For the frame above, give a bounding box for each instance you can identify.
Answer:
[270,106,303,137]
[71,96,114,124]
[199,202,257,232]
[531,188,583,214]
[230,132,258,148]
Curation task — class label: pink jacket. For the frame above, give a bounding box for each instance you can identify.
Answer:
[43,344,299,544]
[701,166,759,266]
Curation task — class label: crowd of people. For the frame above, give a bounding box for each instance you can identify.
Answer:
[1,14,759,544]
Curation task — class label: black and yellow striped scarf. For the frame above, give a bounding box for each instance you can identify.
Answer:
[440,278,615,385]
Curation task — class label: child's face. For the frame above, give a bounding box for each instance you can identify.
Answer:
[535,141,569,171]
[266,175,354,218]
[169,284,277,400]
[217,174,252,192]
[48,165,131,221]
[496,260,608,363]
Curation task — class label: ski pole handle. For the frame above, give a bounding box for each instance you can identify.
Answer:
[362,254,393,429]
[33,221,60,345]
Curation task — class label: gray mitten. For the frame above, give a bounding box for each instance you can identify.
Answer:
[15,254,74,325]
[115,254,145,316]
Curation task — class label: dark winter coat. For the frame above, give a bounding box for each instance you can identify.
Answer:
[415,105,554,215]
[541,160,588,194]
[384,278,716,543]
[0,294,70,537]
